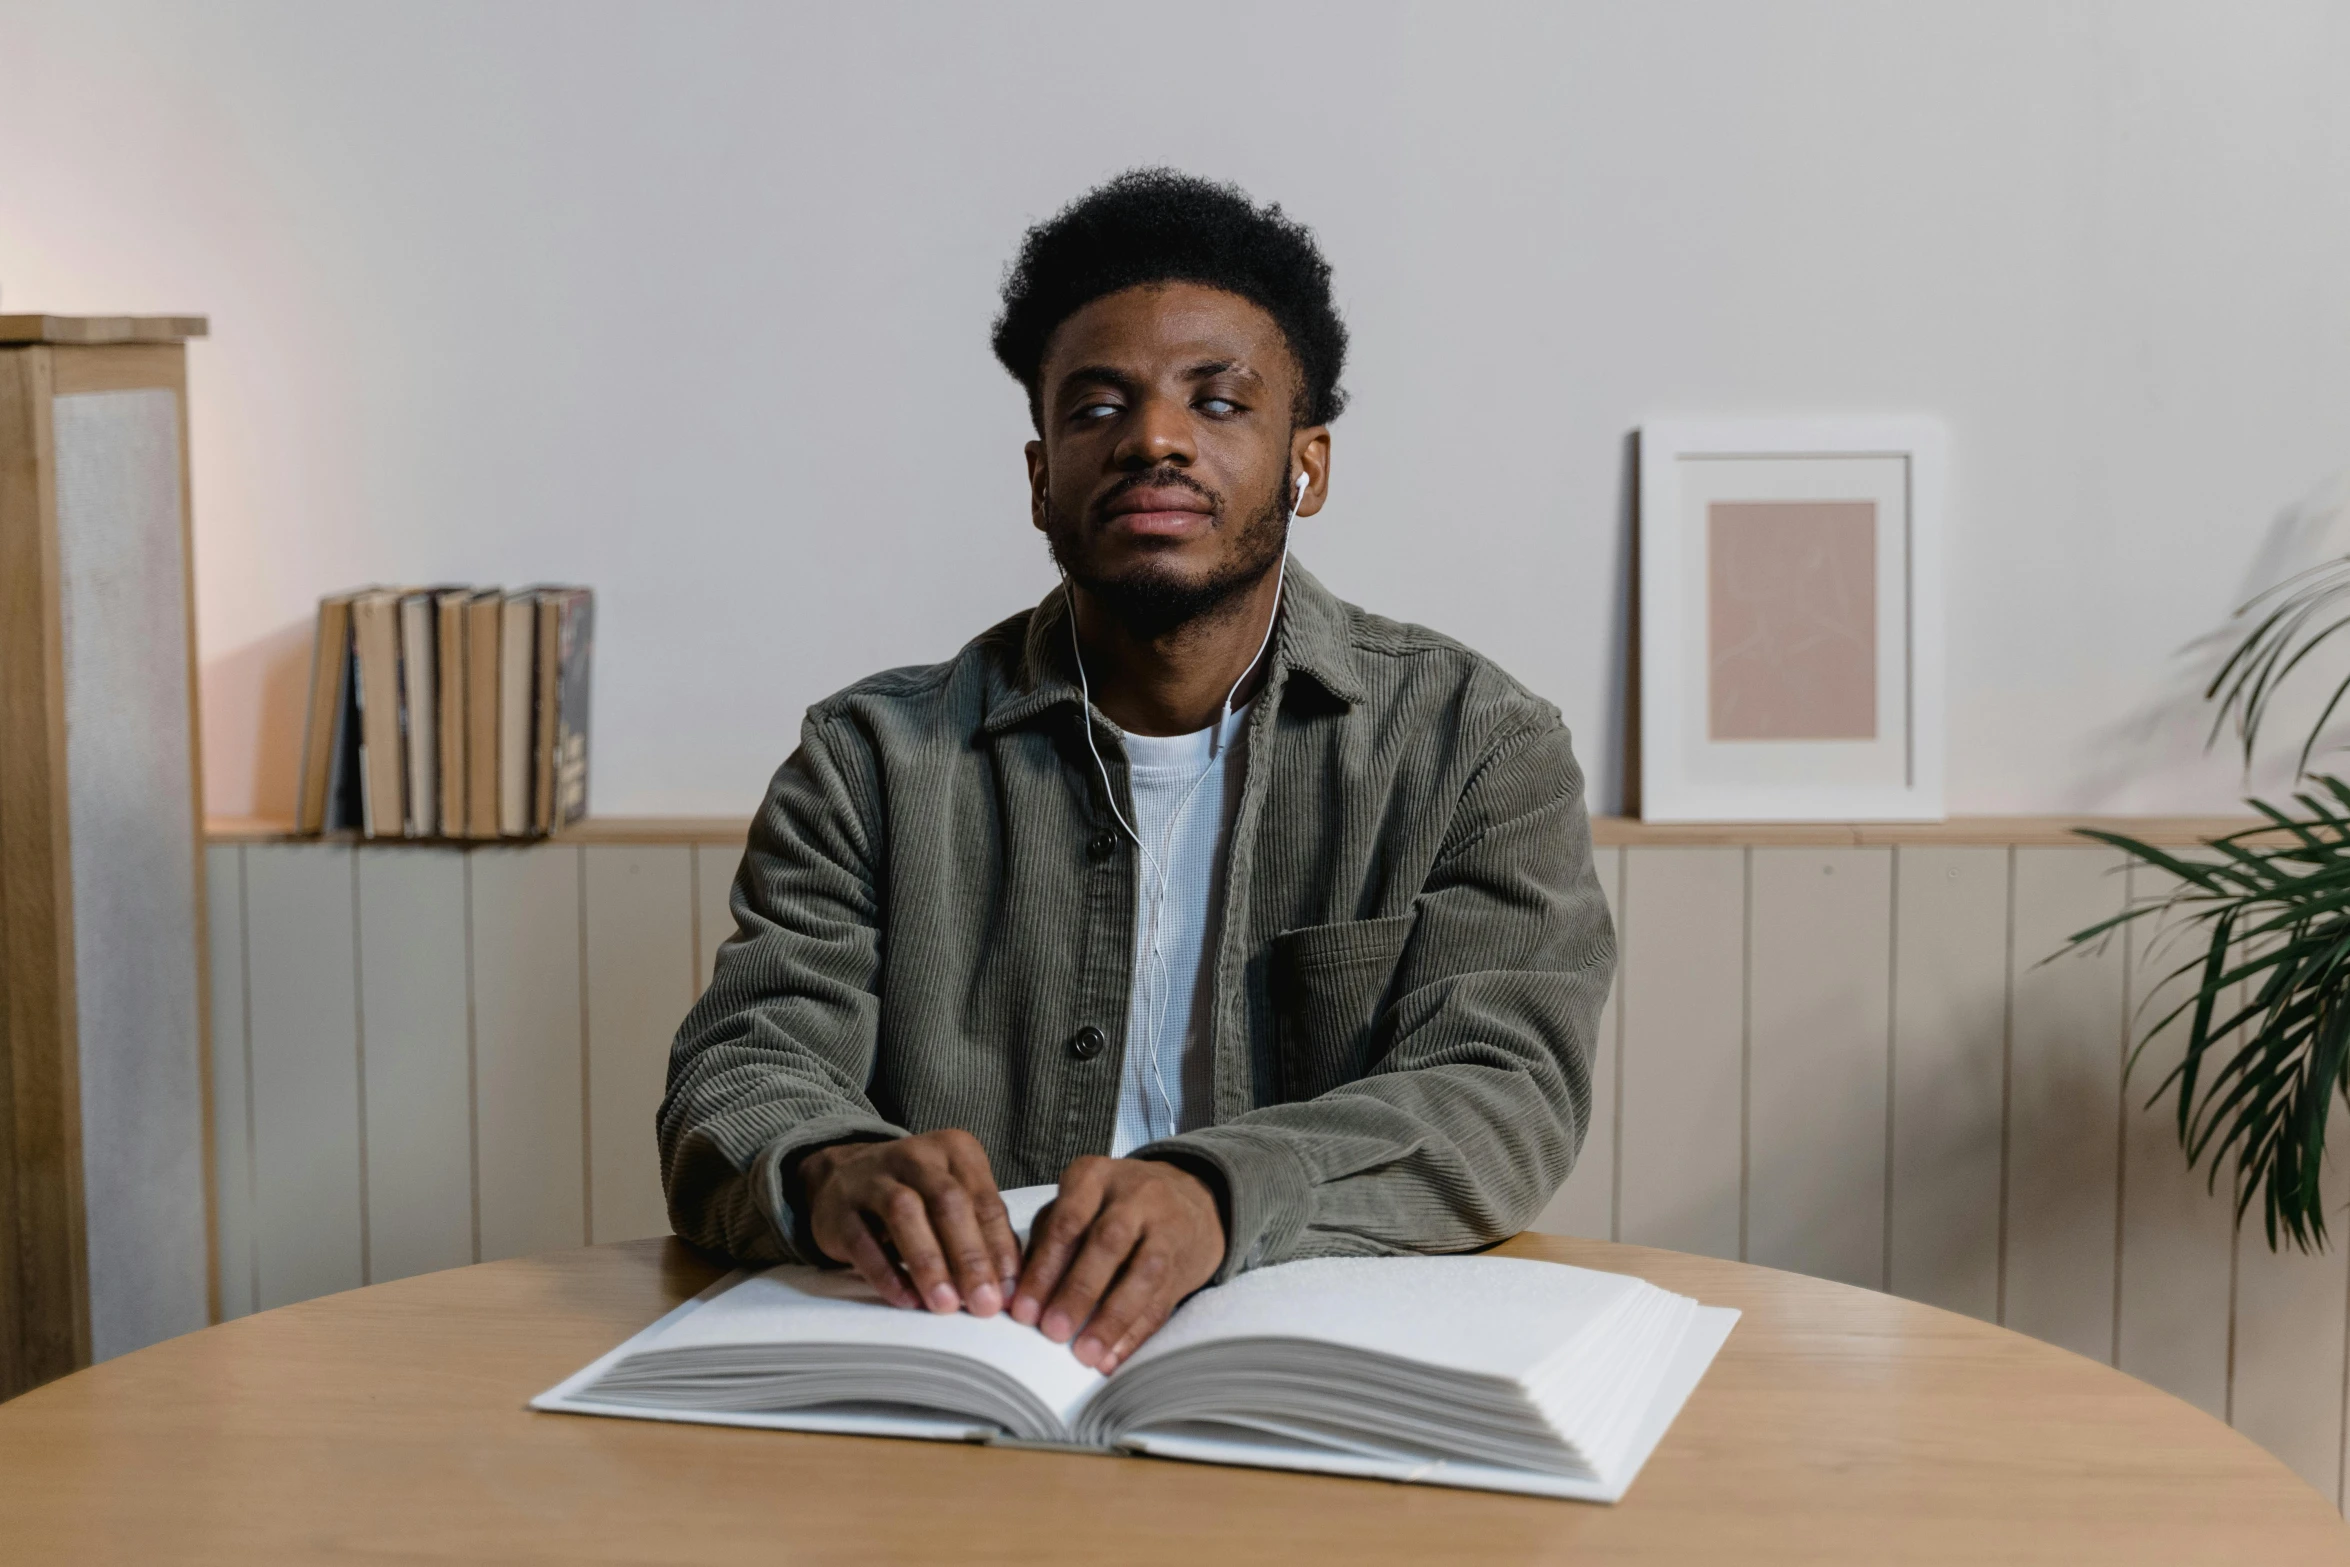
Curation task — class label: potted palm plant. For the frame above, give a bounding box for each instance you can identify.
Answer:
[2071,556,2350,1250]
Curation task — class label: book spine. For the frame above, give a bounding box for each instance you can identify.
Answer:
[294,597,352,834]
[466,595,503,839]
[554,590,593,826]
[400,597,436,837]
[324,621,362,831]
[353,594,406,839]
[436,595,467,839]
[533,594,559,833]
[497,594,535,837]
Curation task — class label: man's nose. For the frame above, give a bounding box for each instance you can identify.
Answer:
[1114,392,1195,468]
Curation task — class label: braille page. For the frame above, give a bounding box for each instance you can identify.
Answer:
[1122,1304,1737,1504]
[1000,1183,1057,1243]
[531,1269,1016,1444]
[1118,1253,1652,1383]
[585,1264,1102,1422]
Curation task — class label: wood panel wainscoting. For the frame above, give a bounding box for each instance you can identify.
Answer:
[199,814,2350,1510]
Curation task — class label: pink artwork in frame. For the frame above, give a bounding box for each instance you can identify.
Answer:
[1706,500,1878,742]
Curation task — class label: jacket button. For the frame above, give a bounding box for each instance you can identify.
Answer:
[1087,831,1118,862]
[1069,1025,1108,1061]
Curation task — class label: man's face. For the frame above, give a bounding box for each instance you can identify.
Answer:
[1027,282,1326,636]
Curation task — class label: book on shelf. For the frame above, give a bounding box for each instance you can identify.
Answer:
[464,589,504,839]
[496,592,535,836]
[295,591,362,834]
[434,589,469,838]
[535,586,595,833]
[292,582,594,841]
[533,1186,1737,1504]
[397,590,439,837]
[349,589,404,838]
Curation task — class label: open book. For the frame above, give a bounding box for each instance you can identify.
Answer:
[533,1187,1737,1502]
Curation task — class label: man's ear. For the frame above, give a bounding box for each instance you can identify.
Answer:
[1025,439,1048,534]
[1291,428,1332,518]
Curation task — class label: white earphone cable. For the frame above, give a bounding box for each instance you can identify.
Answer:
[1065,468,1303,1140]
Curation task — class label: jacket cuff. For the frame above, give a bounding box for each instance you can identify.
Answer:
[754,1117,905,1264]
[1133,1126,1315,1282]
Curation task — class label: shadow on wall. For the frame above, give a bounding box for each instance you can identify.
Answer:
[202,618,311,821]
[1736,986,2149,1317]
[2079,470,2350,810]
[1606,430,1638,818]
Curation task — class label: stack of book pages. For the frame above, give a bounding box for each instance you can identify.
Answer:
[535,1188,1737,1503]
[295,585,594,839]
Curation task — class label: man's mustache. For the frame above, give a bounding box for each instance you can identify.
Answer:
[1090,468,1221,518]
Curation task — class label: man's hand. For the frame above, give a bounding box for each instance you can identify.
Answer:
[1011,1157,1225,1374]
[798,1131,1023,1317]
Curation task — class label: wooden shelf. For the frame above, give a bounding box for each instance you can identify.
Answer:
[0,315,209,346]
[1592,815,2270,847]
[204,814,2271,849]
[202,815,751,846]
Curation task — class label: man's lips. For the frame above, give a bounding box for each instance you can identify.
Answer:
[1102,487,1214,537]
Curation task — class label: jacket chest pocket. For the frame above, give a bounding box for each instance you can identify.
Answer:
[1269,911,1419,1103]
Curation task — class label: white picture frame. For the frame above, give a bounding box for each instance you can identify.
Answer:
[1637,418,1946,822]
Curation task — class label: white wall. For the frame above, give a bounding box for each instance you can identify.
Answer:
[5,0,2348,819]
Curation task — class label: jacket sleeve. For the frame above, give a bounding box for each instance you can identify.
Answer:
[659,712,905,1263]
[1136,716,1613,1280]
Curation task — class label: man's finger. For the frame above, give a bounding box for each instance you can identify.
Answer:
[837,1213,920,1310]
[1010,1183,1102,1328]
[875,1183,961,1312]
[972,1183,1023,1298]
[946,1143,1023,1294]
[1093,1274,1180,1374]
[1038,1209,1141,1355]
[1075,1239,1175,1372]
[906,1170,1004,1316]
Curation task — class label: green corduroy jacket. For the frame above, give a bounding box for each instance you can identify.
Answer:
[660,562,1616,1281]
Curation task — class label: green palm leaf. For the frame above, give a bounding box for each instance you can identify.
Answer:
[2068,556,2350,1251]
[2073,793,2350,1252]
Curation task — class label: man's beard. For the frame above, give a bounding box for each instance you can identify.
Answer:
[1046,467,1291,641]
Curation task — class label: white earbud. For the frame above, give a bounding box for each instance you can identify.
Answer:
[1294,470,1309,509]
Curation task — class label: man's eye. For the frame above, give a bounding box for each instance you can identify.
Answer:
[1077,402,1120,421]
[1199,397,1238,415]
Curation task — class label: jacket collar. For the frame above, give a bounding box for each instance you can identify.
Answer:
[980,558,1365,735]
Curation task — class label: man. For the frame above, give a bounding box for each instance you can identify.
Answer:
[662,168,1614,1374]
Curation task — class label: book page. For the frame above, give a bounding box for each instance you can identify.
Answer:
[1000,1182,1056,1242]
[620,1261,1103,1424]
[1120,1254,1650,1383]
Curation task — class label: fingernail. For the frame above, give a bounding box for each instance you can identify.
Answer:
[968,1282,1001,1315]
[1073,1335,1102,1366]
[1042,1310,1072,1342]
[1009,1295,1039,1326]
[928,1283,960,1312]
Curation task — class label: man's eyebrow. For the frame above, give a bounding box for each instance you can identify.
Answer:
[1054,359,1265,400]
[1058,364,1138,395]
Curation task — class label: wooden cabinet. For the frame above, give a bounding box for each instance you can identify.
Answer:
[0,315,210,1395]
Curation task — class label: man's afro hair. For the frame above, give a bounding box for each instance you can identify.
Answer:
[992,169,1349,431]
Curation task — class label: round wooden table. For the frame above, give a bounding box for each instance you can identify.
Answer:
[0,1232,2343,1564]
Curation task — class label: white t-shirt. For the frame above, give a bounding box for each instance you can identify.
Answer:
[1109,702,1250,1156]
